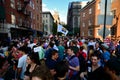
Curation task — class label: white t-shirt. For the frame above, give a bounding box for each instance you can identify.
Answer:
[17,54,27,79]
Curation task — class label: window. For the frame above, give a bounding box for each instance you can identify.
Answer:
[46,20,48,23]
[30,12,33,19]
[37,0,38,3]
[11,14,16,24]
[83,13,85,17]
[88,29,93,36]
[83,23,85,27]
[10,0,15,9]
[88,20,91,26]
[89,8,92,14]
[37,6,39,11]
[30,1,34,9]
[37,15,39,20]
[31,24,33,28]
[43,20,45,23]
[82,32,84,36]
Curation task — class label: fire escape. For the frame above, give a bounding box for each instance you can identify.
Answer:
[17,0,31,29]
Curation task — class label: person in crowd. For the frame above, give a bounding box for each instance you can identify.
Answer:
[55,60,69,80]
[0,54,16,80]
[45,50,59,76]
[31,64,53,80]
[82,42,88,56]
[66,47,80,80]
[44,41,54,61]
[80,53,106,80]
[34,40,45,60]
[101,43,110,66]
[70,40,79,55]
[57,41,65,61]
[104,58,120,80]
[88,39,95,49]
[17,46,28,80]
[24,52,40,80]
[76,46,87,73]
[0,55,10,80]
[94,42,103,66]
[109,40,115,54]
[115,41,120,57]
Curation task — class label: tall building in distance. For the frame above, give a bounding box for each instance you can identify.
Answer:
[67,1,82,36]
[42,12,54,36]
[0,0,42,39]
[53,11,60,24]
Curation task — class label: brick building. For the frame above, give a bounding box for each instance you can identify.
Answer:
[111,0,120,40]
[0,0,42,39]
[80,0,95,37]
[80,0,112,40]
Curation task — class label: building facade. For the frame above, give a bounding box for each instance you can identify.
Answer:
[0,0,42,39]
[80,0,96,37]
[80,0,112,40]
[42,12,54,36]
[67,2,81,35]
[111,0,120,40]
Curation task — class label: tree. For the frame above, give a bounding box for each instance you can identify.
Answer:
[52,22,57,35]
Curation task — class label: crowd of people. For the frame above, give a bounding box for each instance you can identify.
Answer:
[0,35,120,80]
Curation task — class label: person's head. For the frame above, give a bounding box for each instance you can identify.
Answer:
[80,46,84,51]
[91,53,100,66]
[104,58,120,79]
[39,40,45,47]
[26,52,40,65]
[66,47,74,55]
[48,41,54,48]
[31,65,53,80]
[17,46,27,54]
[55,60,69,79]
[51,50,59,60]
[72,40,77,46]
[95,42,100,49]
[101,43,109,50]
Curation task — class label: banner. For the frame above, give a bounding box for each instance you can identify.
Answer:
[57,24,68,36]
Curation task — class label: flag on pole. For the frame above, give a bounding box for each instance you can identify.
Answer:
[57,24,68,36]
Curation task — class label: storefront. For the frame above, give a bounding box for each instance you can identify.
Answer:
[10,27,33,39]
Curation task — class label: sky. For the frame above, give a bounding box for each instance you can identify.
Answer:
[42,0,90,24]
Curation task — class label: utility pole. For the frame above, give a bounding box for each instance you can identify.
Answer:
[103,0,107,39]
